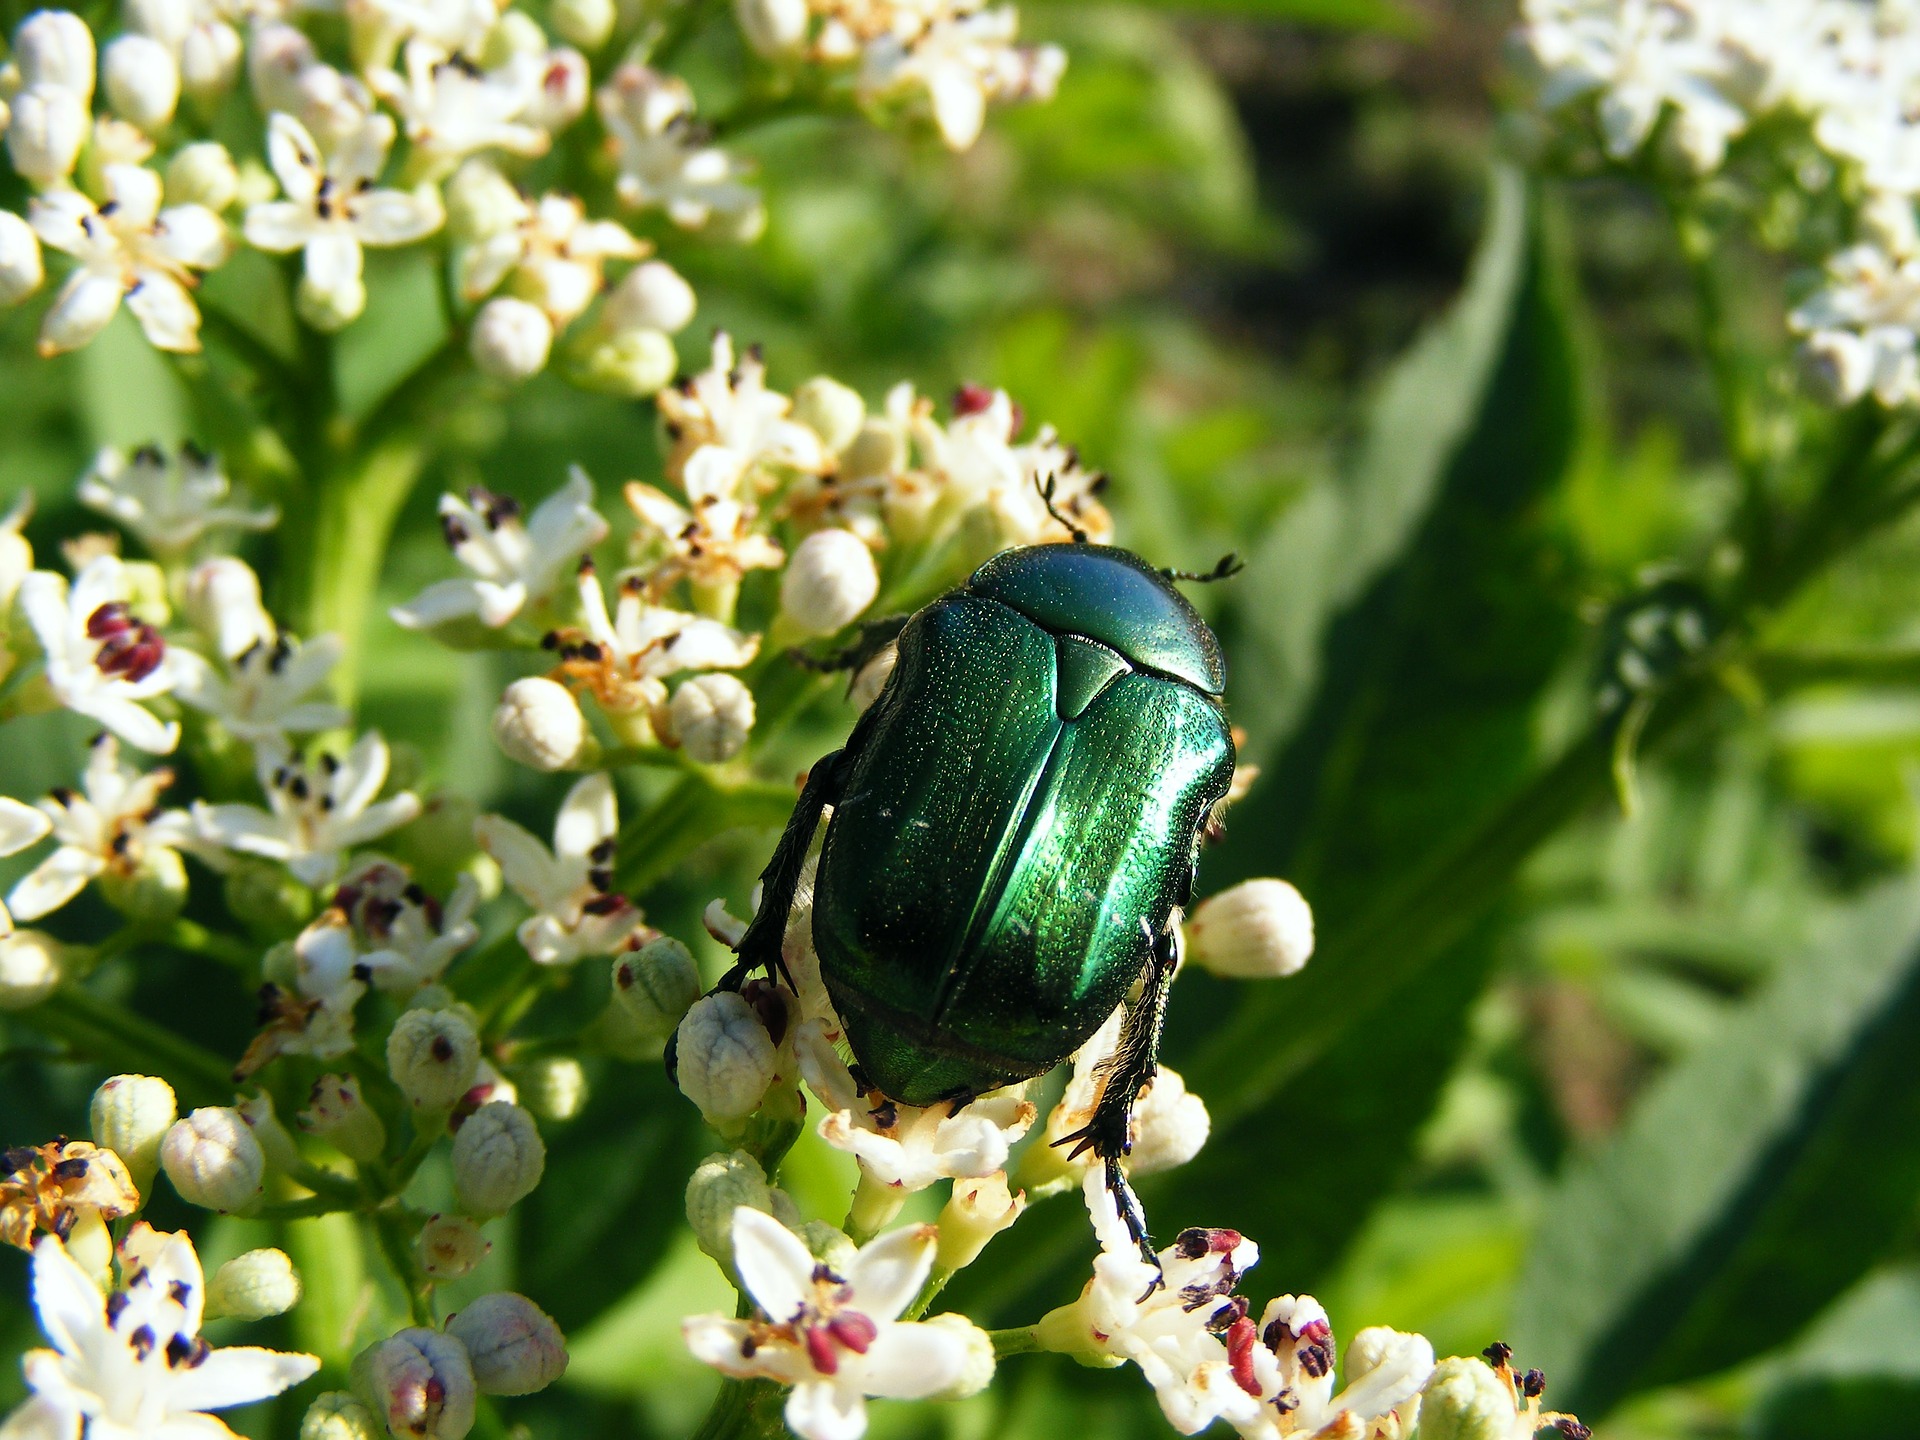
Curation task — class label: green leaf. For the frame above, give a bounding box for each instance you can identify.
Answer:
[1513,875,1920,1416]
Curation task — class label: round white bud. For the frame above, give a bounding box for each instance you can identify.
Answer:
[89,1073,177,1193]
[0,212,44,307]
[166,141,239,211]
[570,327,678,398]
[301,1392,381,1440]
[667,674,755,763]
[161,1106,264,1212]
[1184,878,1314,980]
[924,1313,997,1399]
[1130,1065,1209,1175]
[14,11,96,101]
[514,1055,587,1122]
[419,1212,491,1279]
[178,19,242,98]
[1417,1357,1516,1440]
[848,643,896,714]
[685,1152,775,1271]
[522,48,587,130]
[471,297,552,382]
[734,0,807,56]
[296,271,368,333]
[7,84,87,187]
[451,1101,545,1217]
[792,377,865,455]
[387,1007,482,1111]
[611,936,701,1037]
[674,991,778,1128]
[103,34,180,130]
[352,1329,476,1440]
[779,528,879,637]
[936,1172,1026,1273]
[207,1247,302,1319]
[492,677,594,771]
[183,555,273,659]
[603,260,696,334]
[444,159,523,241]
[549,0,614,49]
[299,1073,388,1161]
[445,1293,568,1395]
[0,930,62,1010]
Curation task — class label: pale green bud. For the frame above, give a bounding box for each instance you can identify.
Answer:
[98,846,188,924]
[0,930,63,1010]
[297,272,368,333]
[734,0,807,55]
[470,297,552,382]
[352,1329,476,1440]
[207,1247,302,1319]
[300,1073,388,1161]
[89,1073,177,1194]
[569,327,678,398]
[238,1090,305,1173]
[1417,1357,1515,1440]
[166,141,239,211]
[445,1293,567,1395]
[479,10,545,63]
[797,1219,858,1276]
[301,1392,381,1440]
[445,159,524,242]
[388,1007,481,1111]
[925,1314,997,1399]
[0,210,44,307]
[451,1102,545,1217]
[419,1213,490,1280]
[685,1151,774,1271]
[161,1106,264,1212]
[674,991,777,1129]
[610,936,701,1038]
[843,418,907,481]
[602,261,695,334]
[792,377,865,455]
[514,1055,587,1122]
[549,0,614,49]
[936,1172,1026,1272]
[120,560,171,627]
[224,857,315,939]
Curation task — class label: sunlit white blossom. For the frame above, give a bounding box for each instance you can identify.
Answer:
[0,799,53,938]
[370,43,552,178]
[17,555,183,753]
[474,772,644,964]
[1790,240,1920,405]
[596,65,765,235]
[78,444,277,558]
[857,8,1065,151]
[547,561,760,718]
[457,184,647,326]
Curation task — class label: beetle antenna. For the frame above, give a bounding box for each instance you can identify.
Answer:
[1163,553,1244,584]
[1036,473,1089,544]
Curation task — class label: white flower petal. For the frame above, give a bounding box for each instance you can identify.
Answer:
[856,1320,970,1400]
[845,1225,936,1322]
[783,1380,868,1440]
[732,1207,816,1324]
[552,772,615,860]
[126,270,202,352]
[29,1238,104,1360]
[39,270,124,356]
[7,848,102,921]
[165,1347,321,1412]
[0,798,52,856]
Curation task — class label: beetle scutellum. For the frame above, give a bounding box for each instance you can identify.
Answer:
[711,522,1239,1270]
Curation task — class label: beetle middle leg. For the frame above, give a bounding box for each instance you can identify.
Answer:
[720,744,855,993]
[1057,919,1179,1276]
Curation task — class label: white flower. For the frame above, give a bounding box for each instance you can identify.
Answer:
[30,163,228,355]
[390,468,609,631]
[659,331,829,489]
[78,444,277,558]
[0,799,53,938]
[331,858,481,992]
[346,0,503,64]
[243,110,443,331]
[371,43,551,178]
[172,628,349,747]
[457,184,646,326]
[797,1021,1036,1191]
[684,1207,983,1440]
[474,772,643,964]
[912,384,1112,544]
[0,1227,317,1440]
[857,9,1065,151]
[237,912,367,1071]
[1790,241,1920,407]
[180,556,274,660]
[1218,1301,1434,1440]
[6,734,194,923]
[17,555,184,753]
[192,732,421,887]
[548,562,761,718]
[596,64,765,235]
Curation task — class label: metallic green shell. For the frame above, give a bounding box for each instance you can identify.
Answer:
[813,587,1235,1106]
[966,545,1228,695]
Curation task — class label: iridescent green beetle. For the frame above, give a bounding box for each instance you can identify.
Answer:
[726,542,1237,1258]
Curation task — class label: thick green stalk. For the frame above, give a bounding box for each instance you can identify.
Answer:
[690,1378,787,1440]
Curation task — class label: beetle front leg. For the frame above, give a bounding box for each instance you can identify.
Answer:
[721,747,854,992]
[1060,920,1179,1274]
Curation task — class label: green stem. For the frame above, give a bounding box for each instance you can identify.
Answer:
[372,1206,435,1326]
[689,1377,787,1440]
[163,919,258,971]
[26,984,235,1105]
[253,1195,357,1221]
[905,1267,955,1321]
[987,1326,1042,1358]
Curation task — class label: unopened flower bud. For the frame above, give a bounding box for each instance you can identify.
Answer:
[301,1392,381,1440]
[937,1172,1026,1272]
[234,1090,303,1174]
[90,1073,177,1193]
[451,1101,545,1217]
[445,159,522,241]
[8,84,87,186]
[0,930,63,1009]
[300,1073,388,1161]
[482,9,546,61]
[674,991,777,1128]
[15,11,96,100]
[352,1329,476,1440]
[780,528,879,637]
[445,1293,567,1395]
[522,47,587,130]
[844,417,907,481]
[686,1151,776,1271]
[161,1106,264,1211]
[388,1007,481,1111]
[419,1213,490,1279]
[603,260,695,334]
[925,1313,997,1399]
[1417,1356,1514,1440]
[514,1055,587,1122]
[734,0,807,54]
[570,327,678,397]
[667,674,754,763]
[179,19,242,98]
[1131,1065,1209,1175]
[793,377,865,454]
[296,271,367,333]
[167,141,239,211]
[612,935,701,1037]
[103,34,180,129]
[0,212,44,307]
[1800,330,1871,406]
[1184,878,1314,980]
[549,0,614,49]
[207,1247,301,1319]
[98,845,189,924]
[223,858,316,939]
[471,297,552,381]
[492,677,595,771]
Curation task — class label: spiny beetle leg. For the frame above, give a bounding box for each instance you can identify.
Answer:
[728,747,851,988]
[787,614,910,683]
